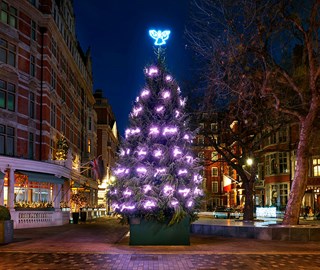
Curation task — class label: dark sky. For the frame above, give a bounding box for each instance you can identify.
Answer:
[73,1,192,137]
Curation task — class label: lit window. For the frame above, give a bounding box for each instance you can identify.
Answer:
[313,158,320,177]
[212,181,218,193]
[211,167,218,177]
[87,139,91,153]
[211,151,218,161]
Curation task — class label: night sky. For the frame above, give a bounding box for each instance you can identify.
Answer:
[73,1,193,137]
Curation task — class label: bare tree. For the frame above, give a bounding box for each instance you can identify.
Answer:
[187,0,320,225]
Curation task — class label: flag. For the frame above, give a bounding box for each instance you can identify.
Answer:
[223,175,232,192]
[91,156,105,182]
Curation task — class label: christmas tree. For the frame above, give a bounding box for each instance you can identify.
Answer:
[109,31,202,226]
[55,136,69,160]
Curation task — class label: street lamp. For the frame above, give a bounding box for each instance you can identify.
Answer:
[246,158,253,166]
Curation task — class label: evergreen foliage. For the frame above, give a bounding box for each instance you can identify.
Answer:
[108,61,203,225]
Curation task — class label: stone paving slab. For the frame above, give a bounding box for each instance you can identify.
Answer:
[1,216,320,269]
[1,252,320,270]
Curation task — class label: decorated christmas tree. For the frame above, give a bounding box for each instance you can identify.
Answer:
[108,30,202,228]
[55,136,69,160]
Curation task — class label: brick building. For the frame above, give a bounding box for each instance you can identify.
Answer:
[93,89,119,209]
[195,112,320,217]
[0,0,102,228]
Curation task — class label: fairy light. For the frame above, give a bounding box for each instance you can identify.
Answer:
[154,149,162,157]
[154,168,166,177]
[162,91,170,99]
[141,89,150,97]
[178,188,190,197]
[123,189,132,197]
[144,185,152,193]
[138,149,147,156]
[156,106,164,112]
[149,126,160,135]
[163,127,177,135]
[178,169,188,175]
[163,185,174,195]
[144,200,156,209]
[132,106,143,116]
[173,148,182,157]
[137,167,147,174]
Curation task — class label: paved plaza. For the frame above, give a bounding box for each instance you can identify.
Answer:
[1,216,320,269]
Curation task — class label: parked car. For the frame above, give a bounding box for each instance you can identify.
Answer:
[212,207,243,219]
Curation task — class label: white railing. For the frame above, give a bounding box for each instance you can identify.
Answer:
[11,209,69,229]
[10,208,107,229]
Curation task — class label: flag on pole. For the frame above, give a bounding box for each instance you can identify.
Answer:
[90,156,105,182]
[223,175,232,192]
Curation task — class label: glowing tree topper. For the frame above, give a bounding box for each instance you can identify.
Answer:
[149,29,171,46]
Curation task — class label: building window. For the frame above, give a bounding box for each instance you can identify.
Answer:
[269,132,277,145]
[265,153,277,175]
[198,135,204,145]
[202,177,207,190]
[51,69,56,90]
[0,79,15,111]
[70,127,73,144]
[265,152,288,175]
[0,2,17,28]
[50,103,56,128]
[51,38,57,58]
[312,158,320,177]
[29,0,37,7]
[88,117,92,130]
[29,92,35,118]
[61,85,66,102]
[278,127,287,143]
[87,139,91,153]
[279,184,288,206]
[211,123,218,132]
[0,124,14,156]
[30,55,35,77]
[211,167,218,177]
[278,152,288,173]
[61,114,66,134]
[31,20,37,41]
[258,163,264,180]
[28,132,34,159]
[0,38,16,67]
[198,151,204,159]
[199,123,204,130]
[212,181,218,193]
[211,151,218,161]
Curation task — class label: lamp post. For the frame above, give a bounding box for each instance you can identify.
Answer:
[246,158,253,166]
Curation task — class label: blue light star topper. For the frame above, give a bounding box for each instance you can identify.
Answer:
[149,29,171,46]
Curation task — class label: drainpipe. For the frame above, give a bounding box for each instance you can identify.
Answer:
[39,27,47,161]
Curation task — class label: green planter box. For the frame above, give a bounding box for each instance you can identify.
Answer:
[0,220,14,244]
[129,217,190,245]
